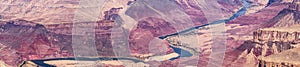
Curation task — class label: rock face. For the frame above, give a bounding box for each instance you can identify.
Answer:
[253,25,300,67]
[258,48,300,67]
[129,17,176,54]
[235,25,300,57]
[221,24,300,67]
[0,20,66,66]
[267,0,300,27]
[0,19,120,66]
[253,30,300,43]
[174,0,243,25]
[289,0,300,11]
[252,29,300,56]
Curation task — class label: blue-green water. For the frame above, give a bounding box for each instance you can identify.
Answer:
[160,0,252,60]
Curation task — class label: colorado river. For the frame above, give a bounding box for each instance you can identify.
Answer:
[159,0,251,40]
[169,45,193,60]
[19,57,145,67]
[20,0,254,66]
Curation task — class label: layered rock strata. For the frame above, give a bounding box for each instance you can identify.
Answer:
[268,0,300,27]
[252,26,300,56]
[258,48,300,67]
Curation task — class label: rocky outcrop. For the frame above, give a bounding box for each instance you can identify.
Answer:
[258,48,300,67]
[129,17,176,54]
[258,60,299,67]
[0,20,121,66]
[104,7,123,20]
[252,28,300,56]
[288,0,300,11]
[45,20,116,35]
[252,25,300,67]
[222,25,300,67]
[253,30,300,43]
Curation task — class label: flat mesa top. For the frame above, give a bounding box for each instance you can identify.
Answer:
[259,48,300,65]
[260,25,300,32]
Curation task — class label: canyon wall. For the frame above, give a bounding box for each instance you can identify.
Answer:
[269,0,300,27]
[252,29,300,56]
[288,0,300,11]
[253,30,300,43]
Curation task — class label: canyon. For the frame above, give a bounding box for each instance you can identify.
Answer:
[0,0,299,67]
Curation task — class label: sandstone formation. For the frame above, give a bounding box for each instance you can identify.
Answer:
[252,26,300,57]
[258,48,300,67]
[236,25,300,56]
[221,25,300,67]
[253,25,300,67]
[253,26,300,43]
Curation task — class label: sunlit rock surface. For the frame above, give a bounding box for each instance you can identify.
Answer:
[258,48,300,67]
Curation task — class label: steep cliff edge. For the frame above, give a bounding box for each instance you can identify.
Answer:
[223,25,300,67]
[258,48,300,67]
[252,26,300,56]
[236,25,300,57]
[0,19,121,66]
